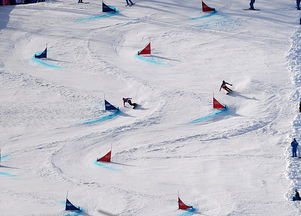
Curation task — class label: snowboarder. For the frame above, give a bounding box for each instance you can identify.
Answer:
[299,100,301,112]
[78,0,83,3]
[126,0,134,6]
[123,97,138,109]
[219,80,233,94]
[291,138,299,157]
[297,0,301,10]
[293,189,301,201]
[249,0,256,10]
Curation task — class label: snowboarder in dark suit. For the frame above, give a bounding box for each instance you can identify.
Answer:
[291,138,299,157]
[126,0,134,6]
[293,189,301,201]
[249,0,255,10]
[123,98,132,107]
[297,0,301,10]
[219,80,233,94]
[123,97,138,109]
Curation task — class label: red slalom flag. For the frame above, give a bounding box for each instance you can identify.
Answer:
[97,151,111,162]
[202,1,215,12]
[213,97,226,109]
[138,42,151,55]
[178,197,193,210]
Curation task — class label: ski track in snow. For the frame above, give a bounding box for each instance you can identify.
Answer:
[0,70,100,133]
[46,83,283,216]
[74,11,119,22]
[191,12,241,32]
[0,0,300,215]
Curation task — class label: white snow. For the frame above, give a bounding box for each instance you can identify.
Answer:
[0,0,301,215]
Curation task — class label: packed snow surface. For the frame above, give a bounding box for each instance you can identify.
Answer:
[1,0,301,215]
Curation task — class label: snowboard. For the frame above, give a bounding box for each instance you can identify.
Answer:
[125,3,135,7]
[243,8,260,11]
[132,103,139,109]
[124,103,140,109]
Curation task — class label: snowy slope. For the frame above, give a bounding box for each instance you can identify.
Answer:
[0,0,301,215]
